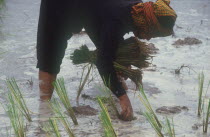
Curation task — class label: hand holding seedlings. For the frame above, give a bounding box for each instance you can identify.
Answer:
[116,65,132,90]
[118,94,134,121]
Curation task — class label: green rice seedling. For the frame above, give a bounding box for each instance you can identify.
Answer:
[53,78,78,125]
[97,97,117,137]
[76,64,93,104]
[0,0,4,5]
[0,0,4,9]
[5,93,26,137]
[43,118,61,137]
[204,80,210,98]
[97,77,120,117]
[0,0,5,21]
[143,112,164,137]
[50,99,75,137]
[164,118,175,137]
[138,85,162,128]
[198,72,205,117]
[6,78,32,122]
[203,99,210,133]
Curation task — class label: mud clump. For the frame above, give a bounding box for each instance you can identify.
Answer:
[72,105,98,116]
[147,43,159,54]
[143,82,162,96]
[192,123,201,130]
[156,106,189,115]
[192,122,210,130]
[81,94,93,100]
[172,37,202,47]
[81,94,111,104]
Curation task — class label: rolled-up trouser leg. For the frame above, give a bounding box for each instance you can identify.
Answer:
[36,0,82,74]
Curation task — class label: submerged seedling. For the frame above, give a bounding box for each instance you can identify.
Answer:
[97,77,120,117]
[5,93,26,137]
[76,64,93,104]
[198,72,205,117]
[164,118,175,137]
[6,78,32,122]
[203,99,210,133]
[43,118,61,137]
[143,112,164,137]
[53,78,78,125]
[0,0,4,9]
[50,99,75,137]
[97,97,117,137]
[138,86,164,136]
[138,85,162,128]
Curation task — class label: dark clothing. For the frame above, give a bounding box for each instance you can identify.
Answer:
[36,0,142,97]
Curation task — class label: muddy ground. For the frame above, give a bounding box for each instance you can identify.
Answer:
[0,0,210,137]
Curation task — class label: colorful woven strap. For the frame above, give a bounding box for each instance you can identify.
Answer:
[131,0,177,40]
[154,0,177,20]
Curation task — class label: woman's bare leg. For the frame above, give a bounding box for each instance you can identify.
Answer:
[39,70,57,101]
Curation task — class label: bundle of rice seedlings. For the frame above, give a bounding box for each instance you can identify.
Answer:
[53,78,78,125]
[70,37,151,88]
[198,72,205,116]
[138,86,162,128]
[6,78,32,122]
[114,62,142,89]
[203,99,210,133]
[164,118,175,137]
[50,99,75,137]
[97,97,117,137]
[143,112,164,137]
[43,118,61,137]
[70,45,96,65]
[115,37,152,68]
[70,37,152,68]
[5,93,26,137]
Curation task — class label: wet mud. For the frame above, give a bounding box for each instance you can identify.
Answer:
[172,37,202,47]
[72,105,98,116]
[143,82,162,96]
[81,94,94,100]
[192,123,202,131]
[147,43,159,54]
[156,106,189,115]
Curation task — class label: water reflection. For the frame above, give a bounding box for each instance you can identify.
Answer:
[37,100,53,137]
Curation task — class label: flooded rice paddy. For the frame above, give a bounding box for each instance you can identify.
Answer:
[0,0,210,136]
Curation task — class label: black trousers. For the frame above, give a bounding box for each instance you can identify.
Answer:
[36,0,139,97]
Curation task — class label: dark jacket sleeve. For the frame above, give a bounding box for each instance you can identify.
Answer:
[95,20,126,97]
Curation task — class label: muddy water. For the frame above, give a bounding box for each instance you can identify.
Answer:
[0,0,210,136]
